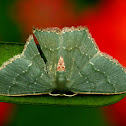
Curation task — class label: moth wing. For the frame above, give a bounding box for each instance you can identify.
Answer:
[61,27,126,94]
[69,53,126,94]
[61,27,97,81]
[0,35,54,96]
[33,28,61,79]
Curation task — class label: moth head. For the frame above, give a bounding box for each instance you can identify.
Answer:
[57,56,66,71]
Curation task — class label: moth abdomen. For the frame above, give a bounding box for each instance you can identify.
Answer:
[52,71,69,94]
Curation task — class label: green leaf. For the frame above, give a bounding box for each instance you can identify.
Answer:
[0,41,125,106]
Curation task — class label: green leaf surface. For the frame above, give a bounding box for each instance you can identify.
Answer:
[0,42,125,107]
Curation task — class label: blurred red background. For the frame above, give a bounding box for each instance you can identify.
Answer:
[0,0,126,125]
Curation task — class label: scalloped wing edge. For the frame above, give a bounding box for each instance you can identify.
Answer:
[0,35,33,71]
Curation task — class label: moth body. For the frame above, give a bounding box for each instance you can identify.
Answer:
[52,56,69,94]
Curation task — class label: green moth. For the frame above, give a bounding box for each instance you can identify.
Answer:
[0,26,126,96]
